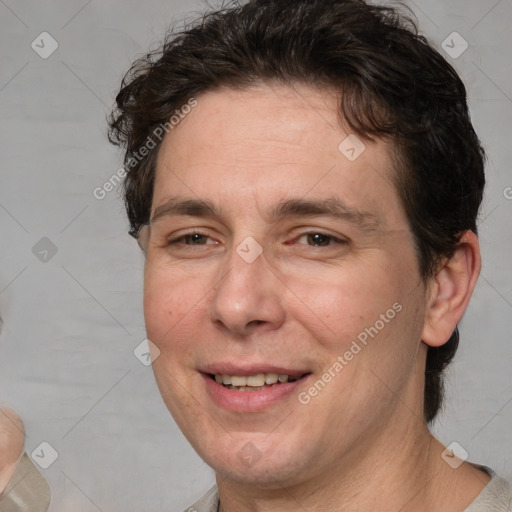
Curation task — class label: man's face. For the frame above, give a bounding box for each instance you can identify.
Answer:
[144,83,429,486]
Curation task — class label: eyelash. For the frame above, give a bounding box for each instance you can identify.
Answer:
[166,230,347,248]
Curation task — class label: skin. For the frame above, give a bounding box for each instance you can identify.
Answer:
[0,407,24,495]
[143,83,488,511]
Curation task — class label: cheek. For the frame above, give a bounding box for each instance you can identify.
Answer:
[283,257,406,345]
[143,266,208,415]
[143,262,208,352]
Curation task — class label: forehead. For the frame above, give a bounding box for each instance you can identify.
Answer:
[153,83,404,228]
[158,83,355,172]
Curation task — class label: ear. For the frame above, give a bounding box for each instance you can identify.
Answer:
[422,231,481,348]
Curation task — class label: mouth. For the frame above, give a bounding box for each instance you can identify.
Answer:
[209,372,309,391]
[201,368,312,412]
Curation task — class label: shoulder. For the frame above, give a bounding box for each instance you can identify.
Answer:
[183,486,219,512]
[464,467,512,512]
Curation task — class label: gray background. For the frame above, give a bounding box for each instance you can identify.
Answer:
[0,0,510,510]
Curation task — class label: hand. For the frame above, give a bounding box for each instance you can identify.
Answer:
[0,407,25,495]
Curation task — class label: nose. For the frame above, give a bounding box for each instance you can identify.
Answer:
[209,240,286,337]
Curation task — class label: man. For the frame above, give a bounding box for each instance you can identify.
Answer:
[108,0,511,510]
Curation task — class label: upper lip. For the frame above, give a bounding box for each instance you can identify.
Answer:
[201,363,310,377]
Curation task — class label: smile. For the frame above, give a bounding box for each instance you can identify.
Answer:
[212,372,304,391]
[202,369,311,412]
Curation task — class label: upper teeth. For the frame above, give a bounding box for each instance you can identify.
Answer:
[214,373,290,387]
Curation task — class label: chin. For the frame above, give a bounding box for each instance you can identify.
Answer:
[192,431,312,487]
[213,456,309,489]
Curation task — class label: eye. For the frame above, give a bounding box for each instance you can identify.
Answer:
[288,231,348,247]
[303,232,331,247]
[296,232,347,247]
[167,231,217,246]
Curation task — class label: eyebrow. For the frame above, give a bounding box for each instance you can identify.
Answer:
[271,197,380,231]
[151,196,380,232]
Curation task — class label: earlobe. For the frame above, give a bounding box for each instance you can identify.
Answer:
[421,231,481,348]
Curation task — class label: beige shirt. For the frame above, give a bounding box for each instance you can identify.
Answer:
[185,468,512,512]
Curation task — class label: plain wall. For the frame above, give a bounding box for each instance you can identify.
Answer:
[0,0,510,510]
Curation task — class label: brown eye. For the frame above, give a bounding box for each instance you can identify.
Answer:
[306,233,332,247]
[295,232,347,247]
[167,231,216,246]
[182,233,208,245]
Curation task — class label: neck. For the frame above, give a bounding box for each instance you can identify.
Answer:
[216,405,489,512]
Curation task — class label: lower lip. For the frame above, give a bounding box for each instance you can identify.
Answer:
[202,374,309,412]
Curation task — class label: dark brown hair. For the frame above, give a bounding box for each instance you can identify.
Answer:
[108,0,485,423]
